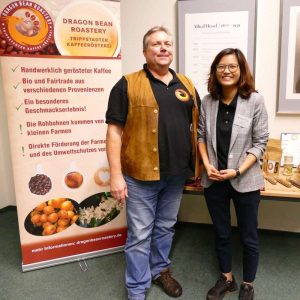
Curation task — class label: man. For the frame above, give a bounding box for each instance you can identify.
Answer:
[105,26,200,300]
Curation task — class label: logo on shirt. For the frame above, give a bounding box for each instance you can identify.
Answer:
[175,89,190,102]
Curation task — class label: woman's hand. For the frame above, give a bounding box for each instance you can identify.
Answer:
[206,164,222,181]
[218,169,237,181]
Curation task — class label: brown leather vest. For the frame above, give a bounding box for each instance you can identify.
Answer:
[122,69,200,180]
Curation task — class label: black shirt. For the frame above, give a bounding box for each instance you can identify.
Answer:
[216,94,238,170]
[106,64,201,178]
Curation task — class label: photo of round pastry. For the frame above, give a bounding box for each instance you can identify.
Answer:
[76,192,122,228]
[64,171,83,189]
[94,167,110,186]
[24,198,79,236]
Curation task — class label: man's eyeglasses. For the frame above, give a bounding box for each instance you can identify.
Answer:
[216,64,239,73]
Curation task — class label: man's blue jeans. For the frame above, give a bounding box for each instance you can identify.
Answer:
[124,175,186,300]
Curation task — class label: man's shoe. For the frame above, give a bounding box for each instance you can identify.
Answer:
[206,274,238,300]
[153,268,182,298]
[239,283,254,300]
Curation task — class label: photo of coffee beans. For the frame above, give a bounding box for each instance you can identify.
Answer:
[28,174,52,195]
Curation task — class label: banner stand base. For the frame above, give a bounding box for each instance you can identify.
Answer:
[22,245,124,272]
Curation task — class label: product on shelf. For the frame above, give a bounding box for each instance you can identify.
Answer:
[275,177,292,188]
[289,178,300,189]
[264,175,277,185]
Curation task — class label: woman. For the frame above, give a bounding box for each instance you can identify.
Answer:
[198,48,269,300]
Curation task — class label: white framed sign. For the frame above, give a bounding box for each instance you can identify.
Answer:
[178,0,256,98]
[281,133,300,166]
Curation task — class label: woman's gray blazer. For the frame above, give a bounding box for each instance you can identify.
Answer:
[198,92,269,193]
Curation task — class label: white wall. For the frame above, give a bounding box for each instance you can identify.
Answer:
[0,72,15,207]
[1,0,300,232]
[120,0,178,73]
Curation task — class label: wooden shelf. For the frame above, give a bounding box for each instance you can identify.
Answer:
[184,170,300,200]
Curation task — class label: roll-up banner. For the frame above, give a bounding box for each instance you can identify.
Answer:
[0,0,125,271]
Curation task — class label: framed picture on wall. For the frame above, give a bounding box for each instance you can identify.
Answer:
[278,0,300,114]
[178,0,256,99]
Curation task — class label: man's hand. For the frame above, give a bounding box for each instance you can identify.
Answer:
[106,124,126,203]
[110,173,128,203]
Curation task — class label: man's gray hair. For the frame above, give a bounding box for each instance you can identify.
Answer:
[142,26,172,51]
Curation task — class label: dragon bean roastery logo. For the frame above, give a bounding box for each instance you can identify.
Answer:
[0,1,54,53]
[175,89,190,102]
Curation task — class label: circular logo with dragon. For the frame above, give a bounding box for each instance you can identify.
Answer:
[175,89,190,102]
[0,1,54,52]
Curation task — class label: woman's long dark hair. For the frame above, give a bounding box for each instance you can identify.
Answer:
[207,48,256,99]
